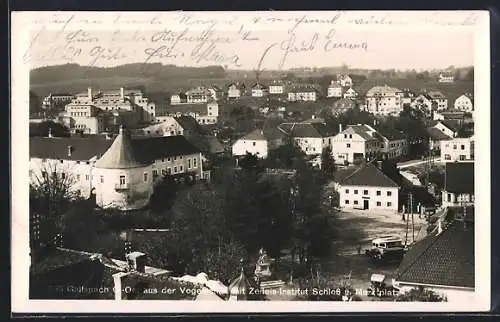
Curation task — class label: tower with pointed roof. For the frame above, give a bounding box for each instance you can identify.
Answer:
[94,125,154,210]
[228,259,251,301]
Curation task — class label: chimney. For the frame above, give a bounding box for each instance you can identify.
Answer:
[338,123,343,133]
[112,272,130,300]
[87,87,92,101]
[48,127,53,138]
[120,87,125,100]
[126,251,147,273]
[67,145,73,157]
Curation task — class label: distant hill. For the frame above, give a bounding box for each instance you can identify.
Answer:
[30,63,228,97]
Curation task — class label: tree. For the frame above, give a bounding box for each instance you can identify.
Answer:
[30,164,81,245]
[205,240,248,285]
[30,121,70,137]
[321,146,336,178]
[395,286,447,302]
[29,91,42,114]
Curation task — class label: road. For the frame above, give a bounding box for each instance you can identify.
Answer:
[397,157,441,169]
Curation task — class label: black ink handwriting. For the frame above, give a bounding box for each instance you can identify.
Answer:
[88,46,126,66]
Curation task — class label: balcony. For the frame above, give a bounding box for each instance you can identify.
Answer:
[114,183,129,191]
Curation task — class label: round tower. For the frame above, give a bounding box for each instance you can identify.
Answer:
[94,125,153,210]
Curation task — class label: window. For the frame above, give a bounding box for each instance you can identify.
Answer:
[76,161,80,164]
[174,156,177,160]
[459,155,466,161]
[174,166,177,173]
[60,160,64,164]
[143,172,148,182]
[376,201,381,206]
[363,190,368,195]
[100,176,104,183]
[180,156,183,159]
[167,168,171,174]
[162,158,165,162]
[387,202,392,207]
[41,171,47,178]
[354,200,358,205]
[61,173,66,179]
[387,191,392,196]
[76,174,80,181]
[344,134,347,138]
[188,159,192,168]
[345,200,349,204]
[119,176,125,185]
[445,154,451,160]
[85,175,90,181]
[346,143,351,148]
[447,193,452,202]
[349,134,352,139]
[345,189,349,194]
[153,170,158,178]
[167,157,171,161]
[376,190,381,196]
[461,144,465,150]
[354,190,358,194]
[453,144,457,150]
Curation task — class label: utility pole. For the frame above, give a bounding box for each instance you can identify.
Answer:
[405,194,410,246]
[411,193,415,243]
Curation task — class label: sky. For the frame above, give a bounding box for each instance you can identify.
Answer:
[22,12,476,71]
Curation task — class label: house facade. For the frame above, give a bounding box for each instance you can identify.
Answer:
[63,104,107,134]
[343,88,357,99]
[42,93,75,109]
[29,127,206,210]
[440,136,474,162]
[163,101,219,125]
[365,85,403,116]
[442,161,474,207]
[454,94,474,112]
[251,83,269,97]
[232,129,269,159]
[269,81,285,94]
[227,82,245,98]
[410,94,434,112]
[336,163,399,213]
[327,81,342,98]
[331,124,381,165]
[438,72,455,83]
[170,93,187,105]
[287,87,318,102]
[427,91,448,111]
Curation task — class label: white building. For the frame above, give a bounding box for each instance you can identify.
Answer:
[454,94,474,112]
[232,129,269,159]
[394,216,474,302]
[440,136,474,162]
[410,94,434,112]
[268,80,285,94]
[227,82,246,99]
[327,81,342,98]
[287,87,318,102]
[365,85,403,116]
[29,126,206,210]
[170,93,187,105]
[343,88,357,99]
[335,162,399,213]
[278,121,336,167]
[427,91,448,111]
[186,87,212,104]
[431,120,459,138]
[442,161,474,207]
[331,124,379,165]
[438,72,455,83]
[163,100,219,125]
[42,93,75,109]
[63,104,107,134]
[70,87,156,123]
[251,83,269,97]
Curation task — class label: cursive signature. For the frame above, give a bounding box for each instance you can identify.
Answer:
[278,32,319,69]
